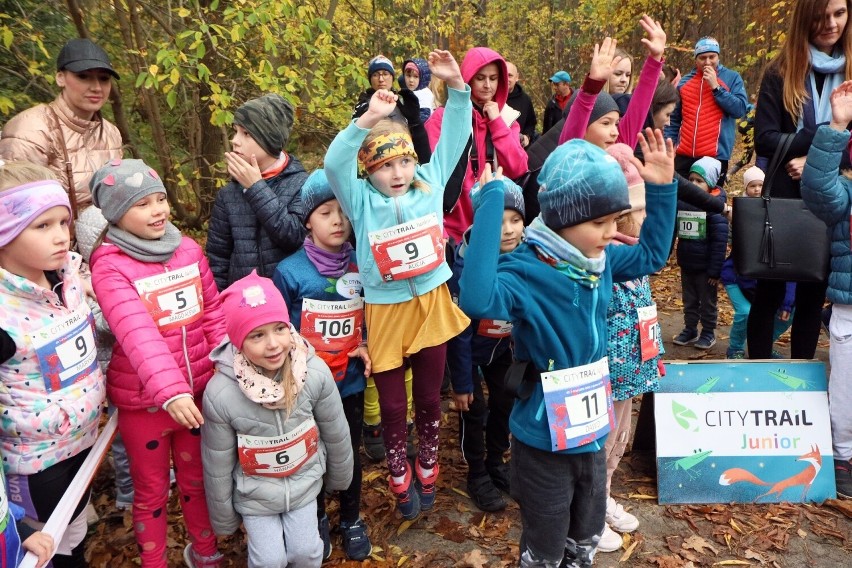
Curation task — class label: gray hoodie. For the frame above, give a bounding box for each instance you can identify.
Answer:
[201,338,353,535]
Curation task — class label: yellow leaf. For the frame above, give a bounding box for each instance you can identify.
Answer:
[170,68,180,85]
[713,561,751,566]
[396,519,416,535]
[797,529,807,538]
[627,493,657,499]
[177,7,190,17]
[478,514,486,529]
[730,518,743,534]
[363,471,383,483]
[452,487,470,498]
[619,540,638,563]
[397,556,409,566]
[148,64,159,75]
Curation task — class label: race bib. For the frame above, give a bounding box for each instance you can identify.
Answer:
[134,263,203,331]
[477,319,513,338]
[300,297,364,354]
[541,357,615,451]
[28,304,98,393]
[238,419,319,478]
[677,211,706,240]
[636,304,661,362]
[368,214,444,281]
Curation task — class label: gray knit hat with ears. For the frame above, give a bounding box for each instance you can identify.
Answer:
[233,94,295,158]
[90,159,167,224]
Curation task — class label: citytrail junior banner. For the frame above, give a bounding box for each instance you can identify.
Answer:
[655,360,835,504]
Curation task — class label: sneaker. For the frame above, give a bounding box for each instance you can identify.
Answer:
[340,518,373,560]
[467,473,507,512]
[835,459,852,499]
[597,523,623,553]
[487,461,511,494]
[694,331,716,350]
[318,514,332,561]
[414,460,439,512]
[406,421,416,460]
[726,348,745,359]
[606,496,639,532]
[362,422,386,462]
[389,468,421,520]
[672,328,699,346]
[183,543,224,568]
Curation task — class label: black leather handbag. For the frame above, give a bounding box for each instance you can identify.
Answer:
[732,133,830,282]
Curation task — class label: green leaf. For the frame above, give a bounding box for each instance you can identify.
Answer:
[166,89,177,108]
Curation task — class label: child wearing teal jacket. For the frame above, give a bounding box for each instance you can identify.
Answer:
[459,132,676,567]
[324,50,472,520]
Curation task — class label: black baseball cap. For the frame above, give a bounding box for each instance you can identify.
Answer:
[56,38,120,79]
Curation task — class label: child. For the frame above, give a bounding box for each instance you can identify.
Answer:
[424,47,528,243]
[722,166,793,358]
[324,50,472,520]
[672,157,728,350]
[0,160,106,567]
[206,93,308,291]
[446,179,525,512]
[800,80,852,498]
[272,170,372,560]
[89,159,226,568]
[459,131,676,567]
[597,144,665,553]
[202,271,354,568]
[400,58,435,123]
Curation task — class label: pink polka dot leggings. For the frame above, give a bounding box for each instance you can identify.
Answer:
[118,400,217,567]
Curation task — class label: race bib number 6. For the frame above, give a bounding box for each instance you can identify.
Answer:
[238,419,319,478]
[368,213,444,281]
[28,304,98,393]
[134,263,204,331]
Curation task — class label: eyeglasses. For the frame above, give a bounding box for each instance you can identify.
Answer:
[372,71,392,79]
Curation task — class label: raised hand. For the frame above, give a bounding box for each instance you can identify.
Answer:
[428,50,464,90]
[639,15,666,61]
[479,163,504,187]
[829,80,852,129]
[356,89,399,129]
[631,127,675,184]
[589,37,622,83]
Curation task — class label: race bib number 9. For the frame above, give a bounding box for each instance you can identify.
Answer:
[677,211,706,240]
[636,304,661,362]
[368,213,444,281]
[300,297,364,353]
[541,357,615,451]
[238,419,319,478]
[134,263,204,331]
[28,304,98,393]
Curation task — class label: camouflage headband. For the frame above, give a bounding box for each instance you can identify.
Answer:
[357,132,418,176]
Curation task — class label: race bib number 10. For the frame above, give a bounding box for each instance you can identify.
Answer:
[28,304,98,393]
[368,213,444,281]
[677,211,707,240]
[134,263,204,331]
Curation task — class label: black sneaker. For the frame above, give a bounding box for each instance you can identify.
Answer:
[672,328,699,346]
[467,473,506,512]
[835,459,852,499]
[487,461,511,494]
[362,422,386,462]
[318,513,332,561]
[694,331,716,350]
[340,518,372,561]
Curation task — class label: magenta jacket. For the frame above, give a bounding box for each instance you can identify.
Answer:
[90,237,226,410]
[425,47,528,241]
[559,57,663,148]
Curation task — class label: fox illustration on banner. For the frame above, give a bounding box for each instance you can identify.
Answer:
[719,445,822,502]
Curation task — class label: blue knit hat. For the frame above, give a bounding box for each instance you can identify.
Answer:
[367,55,394,79]
[471,177,526,217]
[690,157,722,188]
[694,37,720,56]
[536,139,630,230]
[300,169,337,225]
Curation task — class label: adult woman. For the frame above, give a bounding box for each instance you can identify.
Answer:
[608,48,634,94]
[749,0,852,359]
[0,38,123,214]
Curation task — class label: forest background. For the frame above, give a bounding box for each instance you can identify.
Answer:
[0,0,789,229]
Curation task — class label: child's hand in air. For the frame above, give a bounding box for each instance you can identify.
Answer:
[428,50,464,91]
[639,15,666,61]
[356,89,399,129]
[589,37,622,83]
[478,163,503,187]
[830,80,852,130]
[631,127,675,185]
[166,396,204,429]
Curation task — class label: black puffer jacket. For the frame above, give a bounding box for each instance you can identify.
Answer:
[206,156,308,291]
[675,188,729,278]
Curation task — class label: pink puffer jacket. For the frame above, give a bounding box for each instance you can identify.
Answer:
[90,237,226,410]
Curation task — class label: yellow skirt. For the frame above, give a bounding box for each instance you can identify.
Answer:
[366,284,470,373]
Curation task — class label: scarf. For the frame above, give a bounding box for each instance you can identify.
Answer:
[106,221,182,263]
[234,324,309,412]
[523,217,605,288]
[800,45,847,131]
[261,152,290,180]
[303,238,353,278]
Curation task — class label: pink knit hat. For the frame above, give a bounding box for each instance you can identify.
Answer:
[606,143,645,212]
[220,270,290,349]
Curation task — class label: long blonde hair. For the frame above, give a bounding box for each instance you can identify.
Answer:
[0,160,56,191]
[769,0,852,121]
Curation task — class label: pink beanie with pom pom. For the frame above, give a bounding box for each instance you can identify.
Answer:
[606,143,645,212]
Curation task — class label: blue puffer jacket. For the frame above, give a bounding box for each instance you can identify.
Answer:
[675,188,728,278]
[801,125,852,305]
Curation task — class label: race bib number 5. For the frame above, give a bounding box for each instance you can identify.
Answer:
[134,263,203,331]
[541,357,615,451]
[368,213,444,281]
[238,419,319,478]
[28,304,98,393]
